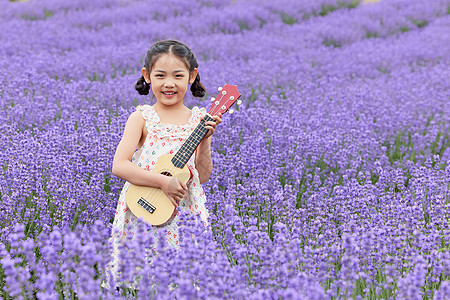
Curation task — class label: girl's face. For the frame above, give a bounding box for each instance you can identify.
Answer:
[142,53,198,108]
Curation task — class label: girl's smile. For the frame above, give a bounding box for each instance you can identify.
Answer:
[162,89,177,98]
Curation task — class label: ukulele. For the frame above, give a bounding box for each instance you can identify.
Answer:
[126,84,241,226]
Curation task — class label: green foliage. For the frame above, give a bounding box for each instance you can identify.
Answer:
[281,13,297,25]
[382,117,449,169]
[320,4,338,16]
[399,26,410,33]
[21,9,54,21]
[322,38,342,48]
[410,19,429,29]
[319,1,359,17]
[365,31,379,39]
[238,20,250,31]
[88,73,106,82]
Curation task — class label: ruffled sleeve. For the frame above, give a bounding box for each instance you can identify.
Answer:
[135,104,158,123]
[190,106,207,123]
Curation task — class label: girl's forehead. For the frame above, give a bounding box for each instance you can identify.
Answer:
[152,53,189,72]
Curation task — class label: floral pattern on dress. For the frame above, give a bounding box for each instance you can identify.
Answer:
[108,104,210,281]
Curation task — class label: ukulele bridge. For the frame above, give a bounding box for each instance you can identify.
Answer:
[137,197,156,214]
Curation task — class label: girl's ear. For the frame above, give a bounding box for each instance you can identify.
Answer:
[142,68,151,84]
[189,68,198,84]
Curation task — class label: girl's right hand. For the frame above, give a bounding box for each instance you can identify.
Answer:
[159,175,188,207]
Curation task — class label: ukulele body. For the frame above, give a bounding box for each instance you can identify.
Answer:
[126,154,191,226]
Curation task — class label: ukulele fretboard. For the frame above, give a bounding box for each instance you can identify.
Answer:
[171,114,214,168]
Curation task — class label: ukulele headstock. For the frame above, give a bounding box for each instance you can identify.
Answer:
[208,84,242,116]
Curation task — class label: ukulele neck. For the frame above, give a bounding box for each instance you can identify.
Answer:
[171,114,214,168]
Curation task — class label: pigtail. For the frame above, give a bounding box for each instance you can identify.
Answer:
[190,73,206,98]
[135,75,150,95]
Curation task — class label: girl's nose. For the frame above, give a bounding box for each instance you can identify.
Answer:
[164,81,175,88]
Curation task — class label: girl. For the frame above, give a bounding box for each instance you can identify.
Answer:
[108,40,221,282]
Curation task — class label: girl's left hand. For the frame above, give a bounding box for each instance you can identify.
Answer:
[203,112,222,138]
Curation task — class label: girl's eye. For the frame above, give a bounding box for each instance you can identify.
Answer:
[176,74,184,78]
[155,74,164,78]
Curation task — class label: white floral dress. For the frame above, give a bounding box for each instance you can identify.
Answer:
[108,104,210,279]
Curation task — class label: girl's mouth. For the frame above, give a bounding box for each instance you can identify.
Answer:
[162,91,176,95]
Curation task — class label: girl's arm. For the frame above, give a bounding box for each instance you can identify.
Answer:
[112,111,165,187]
[112,111,187,204]
[195,136,213,184]
[195,113,222,184]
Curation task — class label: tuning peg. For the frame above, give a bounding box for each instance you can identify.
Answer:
[237,100,242,105]
[218,87,223,91]
[229,109,234,114]
[211,97,215,102]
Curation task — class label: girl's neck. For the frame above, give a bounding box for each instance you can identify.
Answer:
[153,103,191,125]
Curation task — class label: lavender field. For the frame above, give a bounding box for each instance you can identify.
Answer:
[1,0,450,298]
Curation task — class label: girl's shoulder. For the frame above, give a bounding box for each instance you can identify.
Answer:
[189,106,207,124]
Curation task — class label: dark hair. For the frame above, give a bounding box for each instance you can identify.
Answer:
[135,40,206,98]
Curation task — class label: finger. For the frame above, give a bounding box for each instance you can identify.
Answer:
[204,129,214,138]
[175,194,183,203]
[206,122,218,129]
[180,182,188,190]
[169,197,178,207]
[209,121,220,128]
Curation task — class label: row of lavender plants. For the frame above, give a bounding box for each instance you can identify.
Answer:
[1,0,449,298]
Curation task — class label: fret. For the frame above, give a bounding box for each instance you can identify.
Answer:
[184,144,194,152]
[191,136,201,144]
[172,157,183,168]
[171,114,214,168]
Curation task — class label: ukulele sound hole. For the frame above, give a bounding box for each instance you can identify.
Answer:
[161,171,172,177]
